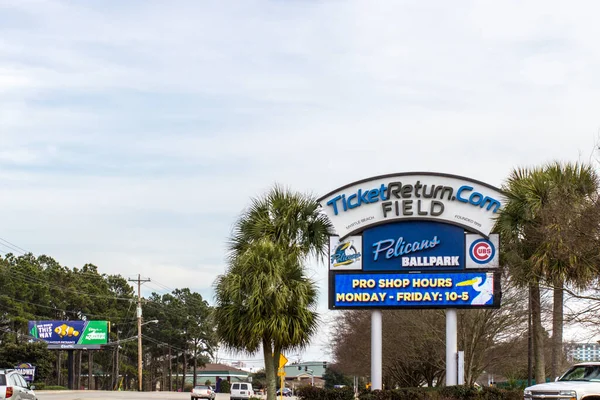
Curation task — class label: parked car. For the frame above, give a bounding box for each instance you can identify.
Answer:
[191,384,216,400]
[524,362,600,400]
[231,382,253,400]
[0,369,37,400]
[276,387,292,397]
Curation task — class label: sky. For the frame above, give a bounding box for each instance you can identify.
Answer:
[1,0,600,369]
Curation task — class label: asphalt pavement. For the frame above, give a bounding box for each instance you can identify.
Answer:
[36,391,228,400]
[36,391,293,400]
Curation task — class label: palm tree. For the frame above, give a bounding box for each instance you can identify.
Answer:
[496,166,550,385]
[531,162,600,379]
[214,185,332,400]
[228,185,333,262]
[496,161,600,383]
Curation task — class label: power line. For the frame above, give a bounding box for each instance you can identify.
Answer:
[6,267,135,302]
[0,294,134,321]
[0,237,30,254]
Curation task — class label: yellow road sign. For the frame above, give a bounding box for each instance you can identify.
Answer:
[277,369,286,377]
[279,354,288,368]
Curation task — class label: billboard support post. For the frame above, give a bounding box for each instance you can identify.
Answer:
[371,310,382,390]
[446,309,457,386]
[67,350,74,390]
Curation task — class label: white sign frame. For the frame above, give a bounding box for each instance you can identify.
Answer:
[318,172,504,239]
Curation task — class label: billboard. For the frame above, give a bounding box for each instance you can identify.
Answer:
[28,320,109,349]
[329,235,363,270]
[362,221,465,271]
[317,172,505,239]
[330,271,500,309]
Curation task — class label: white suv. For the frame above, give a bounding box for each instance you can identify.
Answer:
[230,382,253,400]
[0,369,37,400]
[524,362,600,400]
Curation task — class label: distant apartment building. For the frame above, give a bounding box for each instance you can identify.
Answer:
[566,343,600,362]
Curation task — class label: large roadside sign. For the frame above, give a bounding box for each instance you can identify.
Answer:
[319,172,504,310]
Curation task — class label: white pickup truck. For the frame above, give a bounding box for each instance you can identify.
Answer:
[524,362,600,400]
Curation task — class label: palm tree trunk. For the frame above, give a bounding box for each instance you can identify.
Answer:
[531,283,546,384]
[263,338,276,400]
[552,281,564,380]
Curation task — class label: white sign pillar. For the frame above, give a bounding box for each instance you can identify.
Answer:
[446,309,458,386]
[371,310,382,390]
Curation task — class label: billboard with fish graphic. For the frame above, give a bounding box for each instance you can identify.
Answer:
[28,320,109,349]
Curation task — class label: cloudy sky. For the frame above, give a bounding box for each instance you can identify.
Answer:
[1,0,600,367]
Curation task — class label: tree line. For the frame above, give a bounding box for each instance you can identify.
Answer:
[0,253,215,391]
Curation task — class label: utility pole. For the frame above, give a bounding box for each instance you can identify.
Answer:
[114,329,120,390]
[129,274,151,392]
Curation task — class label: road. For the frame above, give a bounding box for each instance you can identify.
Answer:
[37,392,293,400]
[37,392,231,400]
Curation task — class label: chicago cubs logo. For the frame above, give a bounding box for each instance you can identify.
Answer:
[331,241,362,267]
[469,239,495,264]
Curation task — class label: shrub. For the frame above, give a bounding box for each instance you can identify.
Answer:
[297,385,354,400]
[349,386,523,400]
[220,380,231,393]
[184,383,194,392]
[37,385,68,390]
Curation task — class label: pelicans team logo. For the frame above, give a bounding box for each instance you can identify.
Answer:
[329,236,363,270]
[331,242,361,267]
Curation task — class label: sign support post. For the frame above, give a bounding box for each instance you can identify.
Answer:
[67,350,75,390]
[371,310,382,390]
[445,309,458,386]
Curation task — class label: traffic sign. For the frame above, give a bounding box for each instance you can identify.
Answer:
[278,353,288,368]
[277,369,286,377]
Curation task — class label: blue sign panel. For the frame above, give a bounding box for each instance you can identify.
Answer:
[331,271,499,309]
[14,363,36,382]
[362,221,465,271]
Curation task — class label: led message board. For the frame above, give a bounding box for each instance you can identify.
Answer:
[330,271,500,309]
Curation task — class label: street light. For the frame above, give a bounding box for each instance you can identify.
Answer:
[138,319,158,391]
